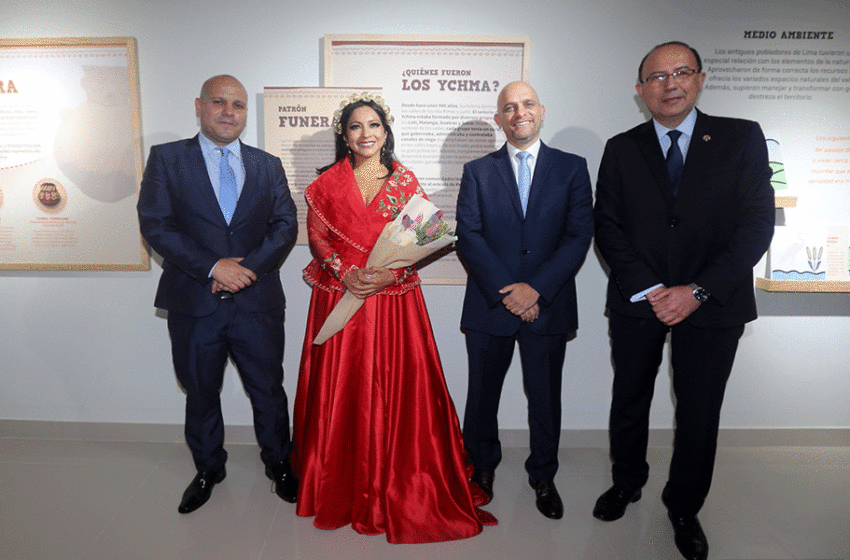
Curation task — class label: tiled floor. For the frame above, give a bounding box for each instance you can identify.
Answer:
[0,438,847,560]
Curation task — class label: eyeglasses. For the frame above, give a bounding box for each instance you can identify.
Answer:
[640,68,699,85]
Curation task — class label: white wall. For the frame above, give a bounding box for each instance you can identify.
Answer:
[1,0,848,432]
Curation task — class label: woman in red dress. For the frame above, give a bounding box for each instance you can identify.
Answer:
[292,94,495,543]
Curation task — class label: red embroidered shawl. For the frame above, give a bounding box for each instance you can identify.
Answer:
[303,158,425,294]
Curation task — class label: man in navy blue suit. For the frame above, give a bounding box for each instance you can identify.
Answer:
[593,42,774,560]
[138,75,298,513]
[455,81,594,519]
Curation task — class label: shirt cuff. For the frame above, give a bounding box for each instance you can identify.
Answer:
[630,283,664,303]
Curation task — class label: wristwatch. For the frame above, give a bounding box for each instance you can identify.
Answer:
[688,283,710,303]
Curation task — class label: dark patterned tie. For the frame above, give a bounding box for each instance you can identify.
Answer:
[218,147,238,223]
[666,130,684,197]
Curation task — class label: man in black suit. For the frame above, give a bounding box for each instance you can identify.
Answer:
[138,75,298,513]
[592,42,775,559]
[456,81,594,519]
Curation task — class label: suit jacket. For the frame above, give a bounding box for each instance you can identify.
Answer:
[594,110,775,328]
[137,135,298,317]
[456,141,594,337]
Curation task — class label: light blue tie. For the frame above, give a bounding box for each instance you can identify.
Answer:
[218,147,238,224]
[517,151,531,216]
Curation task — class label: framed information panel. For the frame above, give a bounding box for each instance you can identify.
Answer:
[0,37,147,270]
[325,34,530,283]
[263,86,383,246]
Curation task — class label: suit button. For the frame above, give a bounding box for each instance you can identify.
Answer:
[522,249,530,255]
[669,219,678,227]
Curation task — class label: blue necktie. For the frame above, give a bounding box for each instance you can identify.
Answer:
[517,151,531,215]
[218,147,238,223]
[666,130,684,197]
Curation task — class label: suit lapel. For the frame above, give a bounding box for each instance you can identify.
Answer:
[679,111,712,197]
[185,135,228,225]
[526,142,552,216]
[493,144,524,218]
[231,141,257,225]
[635,121,675,204]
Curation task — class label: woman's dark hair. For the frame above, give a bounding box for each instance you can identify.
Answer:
[317,99,396,176]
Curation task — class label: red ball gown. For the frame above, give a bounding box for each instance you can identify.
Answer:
[292,158,495,543]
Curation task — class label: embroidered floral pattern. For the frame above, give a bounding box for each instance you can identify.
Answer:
[377,166,425,219]
[332,92,394,135]
[393,266,415,284]
[303,160,423,296]
[320,253,343,277]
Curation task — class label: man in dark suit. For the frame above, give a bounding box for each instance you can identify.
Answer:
[456,81,594,520]
[592,42,775,559]
[137,75,298,514]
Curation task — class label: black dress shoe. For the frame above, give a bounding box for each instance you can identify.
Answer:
[529,477,564,519]
[265,460,298,503]
[592,485,642,521]
[470,468,495,502]
[668,512,709,560]
[178,467,226,514]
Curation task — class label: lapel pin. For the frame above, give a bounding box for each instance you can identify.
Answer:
[703,135,711,142]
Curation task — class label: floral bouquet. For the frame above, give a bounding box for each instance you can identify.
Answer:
[312,194,456,345]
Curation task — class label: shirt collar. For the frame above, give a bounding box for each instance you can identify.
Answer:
[199,132,241,159]
[506,138,541,160]
[653,108,697,142]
